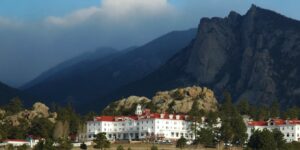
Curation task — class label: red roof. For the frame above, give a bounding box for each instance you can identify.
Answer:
[248,119,300,126]
[248,121,268,126]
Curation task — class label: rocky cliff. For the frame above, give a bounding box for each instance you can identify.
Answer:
[1,102,57,126]
[103,86,218,114]
[108,5,300,108]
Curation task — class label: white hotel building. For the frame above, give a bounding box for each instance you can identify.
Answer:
[247,119,300,142]
[87,105,195,141]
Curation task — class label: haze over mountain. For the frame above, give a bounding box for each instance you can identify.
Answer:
[0,81,34,106]
[24,28,197,108]
[22,47,119,89]
[107,5,300,109]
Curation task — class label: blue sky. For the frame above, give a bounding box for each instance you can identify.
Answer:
[0,0,100,20]
[0,0,299,21]
[0,0,299,87]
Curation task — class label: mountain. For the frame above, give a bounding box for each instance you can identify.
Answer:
[0,81,34,106]
[23,28,197,110]
[22,47,119,89]
[107,5,300,108]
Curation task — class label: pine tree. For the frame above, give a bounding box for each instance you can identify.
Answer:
[93,133,110,150]
[270,100,280,118]
[176,136,187,149]
[273,129,287,149]
[236,99,250,115]
[248,129,277,150]
[196,127,216,147]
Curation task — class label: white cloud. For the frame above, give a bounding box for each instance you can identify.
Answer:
[45,0,175,26]
[0,16,23,27]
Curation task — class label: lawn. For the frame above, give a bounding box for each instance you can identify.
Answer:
[71,143,242,150]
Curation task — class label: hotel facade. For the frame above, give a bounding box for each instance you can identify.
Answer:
[247,119,300,142]
[87,105,195,141]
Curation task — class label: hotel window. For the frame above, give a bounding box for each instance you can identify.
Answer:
[176,133,179,137]
[292,133,294,137]
[287,133,290,137]
[171,132,174,136]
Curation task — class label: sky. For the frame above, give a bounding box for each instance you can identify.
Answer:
[0,0,299,87]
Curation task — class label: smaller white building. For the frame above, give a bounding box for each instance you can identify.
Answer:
[0,139,39,148]
[87,105,195,141]
[247,119,300,142]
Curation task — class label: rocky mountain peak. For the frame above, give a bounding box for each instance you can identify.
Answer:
[111,5,300,108]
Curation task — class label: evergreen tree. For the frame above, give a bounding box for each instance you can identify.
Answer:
[5,97,23,115]
[28,117,54,138]
[260,129,277,150]
[284,107,300,119]
[176,136,187,149]
[236,99,250,115]
[93,133,110,150]
[231,108,247,146]
[195,128,216,147]
[255,106,269,121]
[33,139,55,150]
[273,129,287,150]
[270,100,280,118]
[219,92,247,146]
[248,129,277,150]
